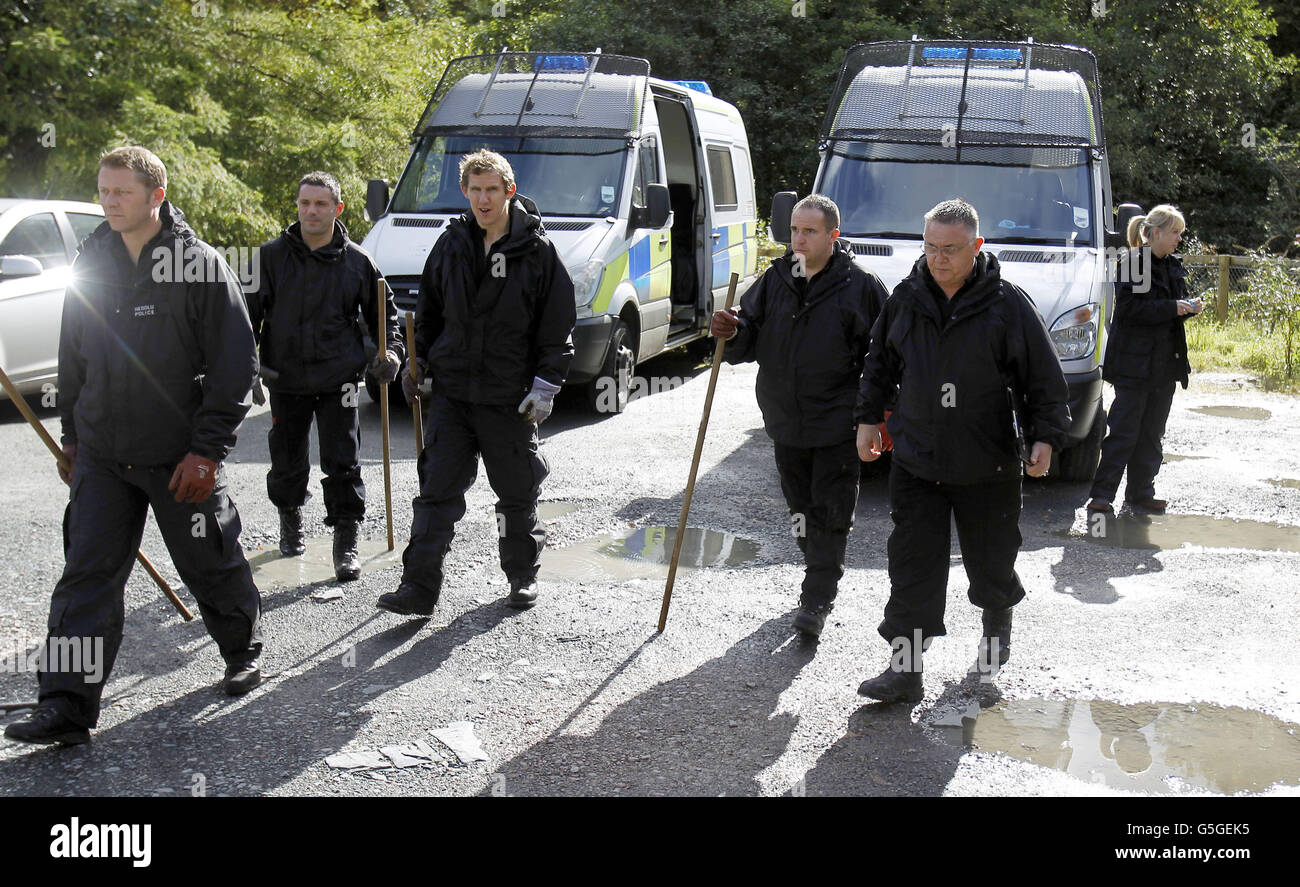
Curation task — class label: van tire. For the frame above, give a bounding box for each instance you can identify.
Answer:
[1055,406,1106,482]
[587,320,636,414]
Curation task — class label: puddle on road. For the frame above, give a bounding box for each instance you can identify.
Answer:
[1191,406,1272,421]
[1267,478,1300,490]
[539,501,580,521]
[1162,453,1207,463]
[1056,513,1300,553]
[247,536,401,588]
[933,698,1300,794]
[542,526,760,583]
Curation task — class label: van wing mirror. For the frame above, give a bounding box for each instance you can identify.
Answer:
[366,179,391,223]
[644,183,671,229]
[770,191,797,245]
[0,255,44,279]
[1112,203,1144,248]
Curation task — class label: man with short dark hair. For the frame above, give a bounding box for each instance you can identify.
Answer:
[711,193,887,639]
[377,149,575,616]
[5,146,263,746]
[855,198,1069,702]
[248,171,403,581]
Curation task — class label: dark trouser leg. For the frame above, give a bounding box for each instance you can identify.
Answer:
[400,394,479,597]
[38,454,147,728]
[315,389,365,526]
[1088,385,1148,502]
[773,441,814,570]
[267,390,314,510]
[145,465,262,668]
[880,463,952,645]
[1123,381,1175,504]
[775,441,859,608]
[951,476,1026,611]
[478,405,547,583]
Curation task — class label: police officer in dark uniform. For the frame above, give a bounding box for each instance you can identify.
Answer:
[377,150,575,616]
[248,171,403,580]
[855,199,1069,703]
[710,194,887,639]
[5,146,263,746]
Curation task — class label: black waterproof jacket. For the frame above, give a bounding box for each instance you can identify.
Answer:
[1103,249,1192,389]
[415,195,575,405]
[248,219,402,394]
[855,253,1071,485]
[725,242,887,447]
[58,201,256,464]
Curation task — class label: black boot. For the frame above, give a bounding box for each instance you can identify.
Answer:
[857,663,924,703]
[792,599,833,639]
[333,519,361,582]
[377,582,439,616]
[507,577,539,609]
[3,705,90,745]
[279,507,305,557]
[979,607,1013,668]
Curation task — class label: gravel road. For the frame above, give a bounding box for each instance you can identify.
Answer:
[2,355,1297,797]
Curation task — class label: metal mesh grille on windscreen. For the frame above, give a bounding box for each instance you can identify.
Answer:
[820,40,1105,167]
[414,52,651,139]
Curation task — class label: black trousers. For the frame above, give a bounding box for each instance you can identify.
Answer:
[1089,381,1176,504]
[400,393,548,597]
[267,388,364,525]
[880,463,1025,645]
[772,439,860,608]
[40,449,262,727]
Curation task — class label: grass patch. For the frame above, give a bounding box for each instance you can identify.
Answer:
[1186,317,1300,393]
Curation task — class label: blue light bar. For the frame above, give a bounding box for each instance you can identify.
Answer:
[534,55,588,71]
[673,80,713,96]
[922,47,1022,62]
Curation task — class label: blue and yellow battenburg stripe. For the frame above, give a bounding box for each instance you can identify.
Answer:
[711,221,758,289]
[590,220,757,313]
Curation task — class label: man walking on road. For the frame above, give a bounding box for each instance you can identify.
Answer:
[855,198,1069,702]
[248,171,403,581]
[5,146,264,746]
[378,150,575,616]
[711,194,888,639]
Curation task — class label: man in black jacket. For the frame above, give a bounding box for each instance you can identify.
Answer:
[378,150,575,616]
[5,146,263,746]
[248,171,403,581]
[711,195,887,638]
[855,199,1069,702]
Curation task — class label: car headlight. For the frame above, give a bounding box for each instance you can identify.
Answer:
[568,260,604,316]
[1050,303,1099,360]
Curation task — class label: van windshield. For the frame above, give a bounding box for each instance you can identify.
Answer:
[818,143,1094,246]
[390,135,627,217]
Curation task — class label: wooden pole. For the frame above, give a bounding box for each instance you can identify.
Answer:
[1216,255,1230,323]
[378,279,394,551]
[0,365,194,621]
[406,312,424,454]
[657,272,739,632]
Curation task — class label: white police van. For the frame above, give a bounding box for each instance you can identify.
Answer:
[775,39,1129,480]
[362,51,759,412]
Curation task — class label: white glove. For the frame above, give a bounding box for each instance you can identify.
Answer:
[518,376,562,424]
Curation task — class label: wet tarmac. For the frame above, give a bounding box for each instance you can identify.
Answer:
[542,526,761,583]
[1191,406,1272,421]
[1058,512,1300,553]
[246,536,401,588]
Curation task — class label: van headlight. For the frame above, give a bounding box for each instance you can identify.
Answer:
[568,260,604,317]
[1050,303,1099,360]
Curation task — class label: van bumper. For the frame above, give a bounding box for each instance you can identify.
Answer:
[1063,368,1103,446]
[565,315,613,385]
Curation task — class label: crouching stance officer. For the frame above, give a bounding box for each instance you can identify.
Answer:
[5,146,263,746]
[377,150,575,616]
[711,195,886,639]
[855,199,1069,703]
[248,171,403,581]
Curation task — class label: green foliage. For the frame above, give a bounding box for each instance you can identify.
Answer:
[1230,252,1300,376]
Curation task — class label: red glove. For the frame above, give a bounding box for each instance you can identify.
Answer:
[169,453,219,503]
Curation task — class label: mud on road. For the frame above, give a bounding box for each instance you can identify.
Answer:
[1,360,1297,796]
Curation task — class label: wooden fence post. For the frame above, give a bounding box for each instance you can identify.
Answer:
[1217,255,1231,323]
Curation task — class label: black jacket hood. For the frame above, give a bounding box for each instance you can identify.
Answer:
[283,218,350,263]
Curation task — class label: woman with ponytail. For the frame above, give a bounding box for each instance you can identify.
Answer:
[1086,204,1203,515]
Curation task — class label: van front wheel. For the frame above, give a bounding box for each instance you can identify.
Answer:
[1054,406,1107,482]
[587,320,635,415]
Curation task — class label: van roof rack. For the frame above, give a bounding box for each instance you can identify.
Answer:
[413,51,652,140]
[820,39,1106,164]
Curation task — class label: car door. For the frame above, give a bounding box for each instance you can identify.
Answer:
[0,210,73,391]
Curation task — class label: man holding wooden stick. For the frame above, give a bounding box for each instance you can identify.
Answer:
[247,171,403,581]
[711,195,887,640]
[5,146,264,746]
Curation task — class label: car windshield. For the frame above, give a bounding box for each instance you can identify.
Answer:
[390,135,627,217]
[818,142,1094,246]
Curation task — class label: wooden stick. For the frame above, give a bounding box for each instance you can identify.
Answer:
[378,279,394,551]
[0,365,194,621]
[658,272,739,632]
[406,311,424,454]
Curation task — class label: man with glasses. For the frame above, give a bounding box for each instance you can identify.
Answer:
[854,198,1069,702]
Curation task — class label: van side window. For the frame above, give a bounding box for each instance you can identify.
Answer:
[632,137,660,208]
[0,213,67,269]
[706,146,738,211]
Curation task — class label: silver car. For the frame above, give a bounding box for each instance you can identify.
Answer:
[0,199,104,400]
